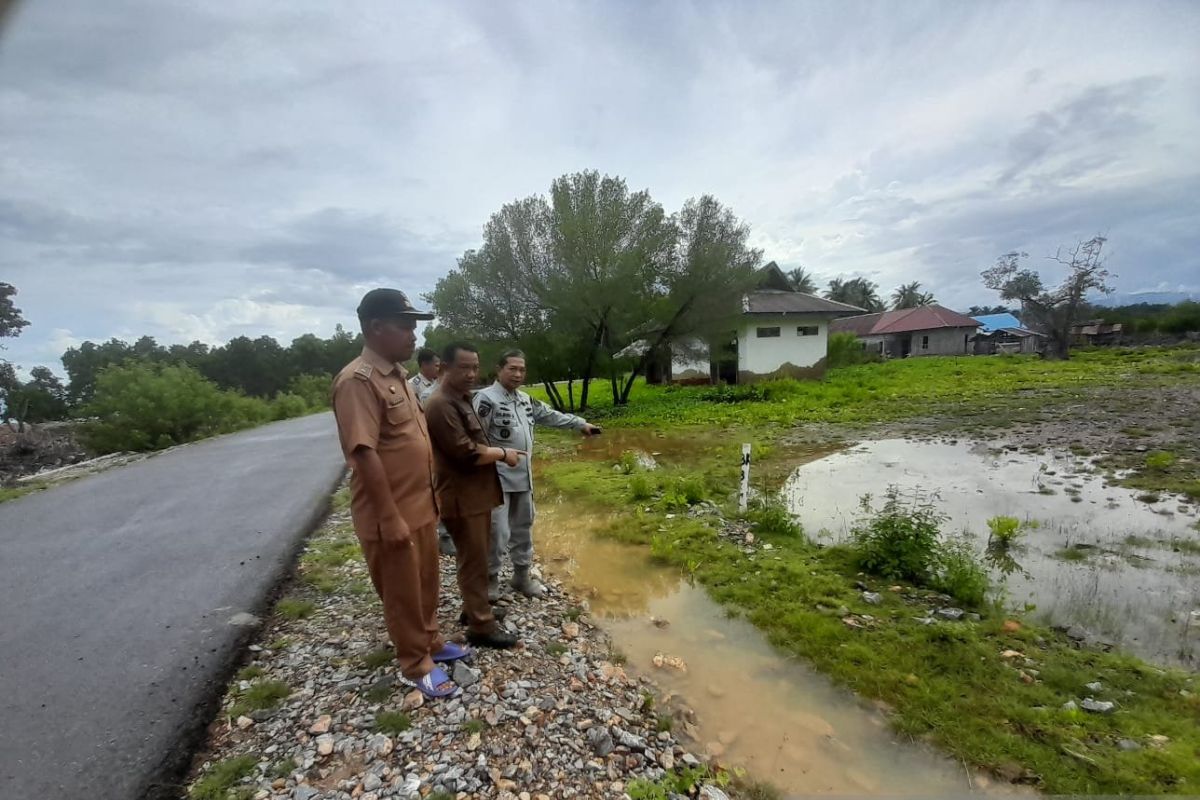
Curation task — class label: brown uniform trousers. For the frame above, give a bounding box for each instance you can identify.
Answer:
[422,386,504,637]
[332,347,443,681]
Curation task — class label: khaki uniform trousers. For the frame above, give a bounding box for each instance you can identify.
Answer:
[359,522,443,681]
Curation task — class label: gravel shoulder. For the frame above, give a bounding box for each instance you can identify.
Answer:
[185,498,724,800]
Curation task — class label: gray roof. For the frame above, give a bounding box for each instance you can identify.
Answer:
[743,290,864,315]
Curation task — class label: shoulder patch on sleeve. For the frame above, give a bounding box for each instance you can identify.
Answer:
[353,364,373,380]
[477,398,494,418]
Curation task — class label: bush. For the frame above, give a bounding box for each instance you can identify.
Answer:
[745,494,803,537]
[79,363,273,453]
[269,392,310,421]
[628,473,655,501]
[933,535,991,607]
[827,332,880,369]
[287,373,332,409]
[851,489,943,582]
[1144,451,1176,471]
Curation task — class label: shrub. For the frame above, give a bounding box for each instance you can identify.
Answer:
[286,373,333,409]
[933,535,991,607]
[79,363,272,453]
[269,392,310,421]
[827,332,880,368]
[746,494,802,537]
[375,711,411,734]
[986,515,1023,548]
[628,473,655,501]
[851,489,943,582]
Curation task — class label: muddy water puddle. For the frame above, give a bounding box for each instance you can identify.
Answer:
[535,489,1005,795]
[783,439,1200,668]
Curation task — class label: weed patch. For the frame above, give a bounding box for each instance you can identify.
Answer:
[189,754,257,800]
[375,711,411,734]
[229,680,290,718]
[275,596,315,620]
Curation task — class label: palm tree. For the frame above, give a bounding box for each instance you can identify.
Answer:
[787,266,817,294]
[891,281,936,310]
[826,277,884,312]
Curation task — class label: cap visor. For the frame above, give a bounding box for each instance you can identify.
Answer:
[401,310,436,321]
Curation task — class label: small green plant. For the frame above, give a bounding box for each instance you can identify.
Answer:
[655,715,673,732]
[617,450,639,474]
[1054,546,1090,562]
[267,759,292,780]
[189,754,258,800]
[1137,492,1161,504]
[851,489,943,582]
[640,690,655,713]
[746,494,802,537]
[266,637,292,651]
[235,665,264,681]
[678,476,707,505]
[986,515,1023,548]
[608,647,628,665]
[229,680,290,717]
[628,766,723,799]
[461,718,487,735]
[375,711,411,734]
[362,648,394,670]
[933,535,991,608]
[565,606,585,621]
[363,684,394,704]
[545,642,568,657]
[276,597,316,620]
[1144,451,1176,471]
[628,473,655,501]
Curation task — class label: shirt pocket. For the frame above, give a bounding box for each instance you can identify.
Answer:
[385,396,414,426]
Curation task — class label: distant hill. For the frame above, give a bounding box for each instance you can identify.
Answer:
[1093,290,1200,307]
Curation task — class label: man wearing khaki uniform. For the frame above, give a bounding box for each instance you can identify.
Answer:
[330,289,467,699]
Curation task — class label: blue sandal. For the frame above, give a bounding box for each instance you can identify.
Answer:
[413,666,458,698]
[432,642,473,663]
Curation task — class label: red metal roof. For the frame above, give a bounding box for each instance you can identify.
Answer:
[830,305,981,336]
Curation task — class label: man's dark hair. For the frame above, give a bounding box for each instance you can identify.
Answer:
[416,347,438,366]
[441,342,478,365]
[497,349,526,368]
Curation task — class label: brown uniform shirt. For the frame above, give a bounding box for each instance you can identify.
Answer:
[422,385,502,520]
[331,347,438,539]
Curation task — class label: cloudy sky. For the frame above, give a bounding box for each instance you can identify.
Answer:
[2,0,1198,375]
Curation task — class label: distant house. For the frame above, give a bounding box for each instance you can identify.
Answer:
[1070,320,1124,346]
[830,305,981,358]
[618,263,863,383]
[971,313,1043,355]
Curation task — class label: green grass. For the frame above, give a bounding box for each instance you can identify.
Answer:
[545,642,568,657]
[189,754,258,800]
[462,718,487,735]
[0,482,47,504]
[235,665,264,681]
[362,647,394,670]
[540,450,1200,795]
[229,680,290,719]
[275,596,316,620]
[374,711,411,734]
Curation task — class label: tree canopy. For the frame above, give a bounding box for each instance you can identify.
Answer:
[891,281,936,310]
[825,277,884,312]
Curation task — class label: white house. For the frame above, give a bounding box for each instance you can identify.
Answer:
[729,263,864,381]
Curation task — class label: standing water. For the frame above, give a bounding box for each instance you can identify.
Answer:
[784,439,1200,668]
[532,436,1021,797]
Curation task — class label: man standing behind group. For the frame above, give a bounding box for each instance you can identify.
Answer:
[474,350,601,600]
[329,289,467,700]
[409,348,440,405]
[424,342,522,648]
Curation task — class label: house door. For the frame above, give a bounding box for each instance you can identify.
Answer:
[899,335,912,358]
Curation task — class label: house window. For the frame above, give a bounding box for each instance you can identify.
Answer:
[796,325,818,336]
[756,326,781,338]
[921,335,930,351]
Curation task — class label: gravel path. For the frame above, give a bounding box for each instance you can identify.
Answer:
[185,501,722,800]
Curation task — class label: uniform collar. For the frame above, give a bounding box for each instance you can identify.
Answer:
[361,346,402,377]
[492,380,520,398]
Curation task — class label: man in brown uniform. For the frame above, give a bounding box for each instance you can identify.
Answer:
[423,342,521,649]
[330,289,468,699]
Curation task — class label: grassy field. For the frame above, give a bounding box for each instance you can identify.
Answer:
[533,346,1200,795]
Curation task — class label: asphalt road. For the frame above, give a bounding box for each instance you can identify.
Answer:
[0,412,345,800]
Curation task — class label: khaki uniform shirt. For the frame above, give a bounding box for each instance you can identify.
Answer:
[423,385,502,520]
[331,347,438,540]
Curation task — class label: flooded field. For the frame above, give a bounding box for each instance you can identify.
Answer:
[533,465,1021,796]
[783,439,1200,668]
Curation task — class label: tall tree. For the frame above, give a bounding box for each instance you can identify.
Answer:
[7,366,68,422]
[967,304,1013,316]
[891,281,936,310]
[981,235,1113,360]
[616,195,762,403]
[786,265,817,294]
[825,277,884,312]
[0,282,30,344]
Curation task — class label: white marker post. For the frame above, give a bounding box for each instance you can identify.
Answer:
[739,443,751,513]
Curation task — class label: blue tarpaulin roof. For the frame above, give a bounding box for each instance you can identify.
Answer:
[972,313,1023,333]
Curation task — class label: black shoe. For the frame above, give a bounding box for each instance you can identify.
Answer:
[466,629,520,649]
[459,606,507,626]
